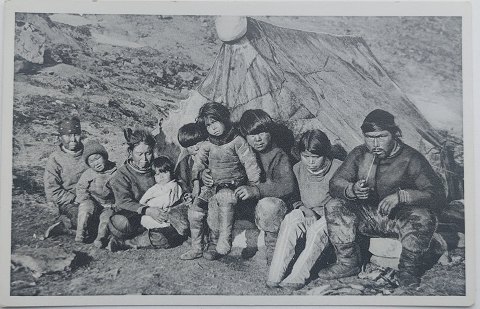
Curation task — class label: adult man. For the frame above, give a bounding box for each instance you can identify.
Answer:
[318,109,445,288]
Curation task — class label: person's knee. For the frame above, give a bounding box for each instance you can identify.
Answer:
[282,209,304,225]
[397,208,437,252]
[306,217,328,237]
[188,207,206,222]
[108,214,134,239]
[255,197,287,232]
[400,207,437,233]
[215,188,237,208]
[79,200,95,215]
[99,208,113,221]
[324,198,346,215]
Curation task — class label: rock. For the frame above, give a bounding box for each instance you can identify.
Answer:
[439,199,464,232]
[14,59,37,74]
[177,71,195,82]
[349,284,365,290]
[437,230,464,249]
[358,268,383,280]
[11,247,82,278]
[438,252,452,265]
[370,256,399,270]
[369,238,402,258]
[15,21,46,64]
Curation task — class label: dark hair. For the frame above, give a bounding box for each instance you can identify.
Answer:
[361,109,402,138]
[123,128,156,152]
[361,122,402,138]
[298,130,332,158]
[238,109,274,136]
[152,156,174,176]
[178,123,208,148]
[196,102,231,128]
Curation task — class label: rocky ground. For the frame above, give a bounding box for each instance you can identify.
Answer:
[10,13,465,296]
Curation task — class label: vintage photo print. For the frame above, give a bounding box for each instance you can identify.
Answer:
[0,0,474,307]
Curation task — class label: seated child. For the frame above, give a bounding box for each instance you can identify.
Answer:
[267,130,342,290]
[181,102,261,260]
[139,156,184,230]
[75,140,117,247]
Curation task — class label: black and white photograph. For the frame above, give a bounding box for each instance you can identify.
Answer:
[0,0,475,307]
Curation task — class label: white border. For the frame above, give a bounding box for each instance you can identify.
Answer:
[0,0,474,307]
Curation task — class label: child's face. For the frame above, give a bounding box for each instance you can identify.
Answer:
[154,170,172,185]
[301,150,326,172]
[88,154,106,172]
[60,133,82,151]
[246,132,272,152]
[205,118,226,137]
[186,142,201,156]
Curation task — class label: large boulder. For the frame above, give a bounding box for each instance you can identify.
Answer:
[11,247,87,279]
[369,233,449,270]
[15,21,46,65]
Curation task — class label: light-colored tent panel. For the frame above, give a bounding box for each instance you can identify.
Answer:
[196,18,442,151]
[163,17,442,153]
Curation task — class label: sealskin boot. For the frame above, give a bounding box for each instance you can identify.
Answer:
[397,248,423,288]
[75,208,91,243]
[107,230,156,252]
[203,230,222,260]
[241,228,259,260]
[216,201,235,256]
[264,231,278,266]
[93,219,109,248]
[180,209,205,260]
[317,242,361,280]
[45,221,68,239]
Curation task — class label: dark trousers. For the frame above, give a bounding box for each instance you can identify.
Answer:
[324,198,437,254]
[111,209,184,248]
[58,203,79,229]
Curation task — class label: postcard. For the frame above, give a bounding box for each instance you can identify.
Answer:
[0,0,474,307]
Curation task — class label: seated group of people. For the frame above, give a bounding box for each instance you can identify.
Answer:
[43,103,445,291]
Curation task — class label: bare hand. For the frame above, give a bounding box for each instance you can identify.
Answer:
[234,185,259,201]
[201,169,214,187]
[145,207,168,221]
[353,180,370,200]
[378,193,400,216]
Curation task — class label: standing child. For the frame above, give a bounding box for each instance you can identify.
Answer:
[181,102,261,260]
[174,123,207,194]
[267,130,342,290]
[75,140,117,247]
[138,156,185,232]
[175,123,211,260]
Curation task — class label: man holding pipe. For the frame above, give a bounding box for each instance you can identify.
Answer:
[318,109,446,288]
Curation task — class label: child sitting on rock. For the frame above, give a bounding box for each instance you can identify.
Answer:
[138,156,185,231]
[181,102,261,260]
[75,140,117,247]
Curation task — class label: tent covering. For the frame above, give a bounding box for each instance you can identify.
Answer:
[163,17,442,153]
